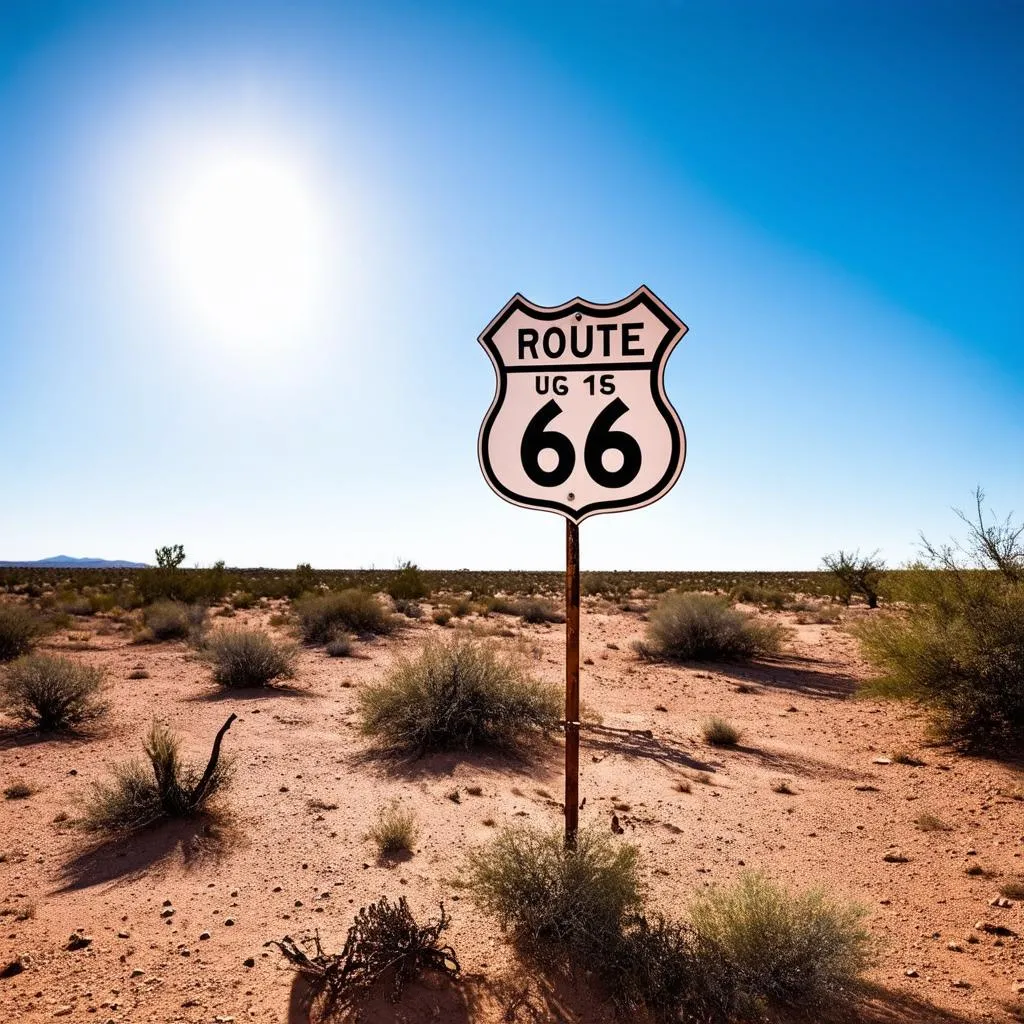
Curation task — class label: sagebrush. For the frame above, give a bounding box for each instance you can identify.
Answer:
[0,655,106,731]
[204,628,296,688]
[636,592,785,662]
[359,637,561,752]
[0,604,39,662]
[294,590,393,643]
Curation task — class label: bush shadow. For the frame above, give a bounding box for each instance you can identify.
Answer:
[714,654,861,700]
[284,968,472,1024]
[345,738,561,785]
[761,981,976,1024]
[0,725,104,753]
[54,811,238,894]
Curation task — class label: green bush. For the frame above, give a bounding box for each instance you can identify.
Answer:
[859,573,1023,752]
[858,492,1024,754]
[729,584,791,610]
[636,592,785,662]
[294,590,393,643]
[84,719,234,832]
[204,628,296,688]
[359,637,561,752]
[388,561,429,600]
[689,872,871,1010]
[465,825,641,956]
[0,655,106,731]
[0,604,40,662]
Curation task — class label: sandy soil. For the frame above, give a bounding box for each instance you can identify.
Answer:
[0,599,1022,1024]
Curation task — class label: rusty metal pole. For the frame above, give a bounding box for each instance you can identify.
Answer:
[564,518,580,849]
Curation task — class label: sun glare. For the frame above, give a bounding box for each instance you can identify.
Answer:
[156,139,332,350]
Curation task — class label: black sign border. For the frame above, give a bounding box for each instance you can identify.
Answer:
[478,285,687,523]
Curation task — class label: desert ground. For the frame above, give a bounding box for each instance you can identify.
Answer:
[0,595,1021,1024]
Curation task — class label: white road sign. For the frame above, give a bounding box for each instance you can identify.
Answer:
[478,286,687,522]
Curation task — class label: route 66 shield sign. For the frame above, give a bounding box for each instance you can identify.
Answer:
[478,286,687,523]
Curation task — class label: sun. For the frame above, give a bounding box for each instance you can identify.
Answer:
[156,138,332,350]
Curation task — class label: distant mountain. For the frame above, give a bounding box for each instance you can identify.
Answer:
[0,555,150,569]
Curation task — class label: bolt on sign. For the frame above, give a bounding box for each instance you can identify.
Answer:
[478,286,688,844]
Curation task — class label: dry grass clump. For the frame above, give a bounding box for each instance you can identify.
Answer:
[636,592,786,663]
[913,811,950,832]
[294,590,393,644]
[268,896,458,1010]
[359,637,561,753]
[204,628,296,688]
[368,801,419,856]
[689,872,871,1011]
[0,604,41,662]
[3,779,33,800]
[701,716,742,747]
[84,718,234,833]
[0,655,106,731]
[142,600,206,642]
[325,635,352,657]
[998,877,1024,900]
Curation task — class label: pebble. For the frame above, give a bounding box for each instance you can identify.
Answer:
[224,918,235,926]
[199,932,211,941]
[243,957,255,968]
[130,969,144,979]
[951,979,971,989]
[904,969,919,977]
[53,1007,72,1017]
[160,907,174,918]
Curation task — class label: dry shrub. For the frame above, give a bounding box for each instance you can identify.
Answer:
[517,598,564,624]
[294,590,393,643]
[1,655,106,731]
[204,628,296,688]
[0,604,40,662]
[359,637,560,753]
[268,896,458,1011]
[636,592,786,662]
[689,872,871,1011]
[143,600,206,642]
[84,718,234,833]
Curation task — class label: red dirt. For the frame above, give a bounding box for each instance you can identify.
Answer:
[1,599,1021,1023]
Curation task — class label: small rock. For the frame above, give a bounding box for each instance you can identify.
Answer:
[243,957,255,968]
[989,896,1013,908]
[116,931,129,939]
[883,851,909,863]
[54,1007,73,1017]
[162,899,172,907]
[230,890,238,897]
[294,900,303,908]
[950,979,970,989]
[272,886,282,893]
[67,933,93,950]
[947,941,963,952]
[224,918,235,926]
[1,959,24,978]
[199,932,211,941]
[130,969,144,978]
[160,907,174,918]
[904,969,919,978]
[872,757,892,765]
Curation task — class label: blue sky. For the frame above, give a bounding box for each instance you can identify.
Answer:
[0,0,1021,570]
